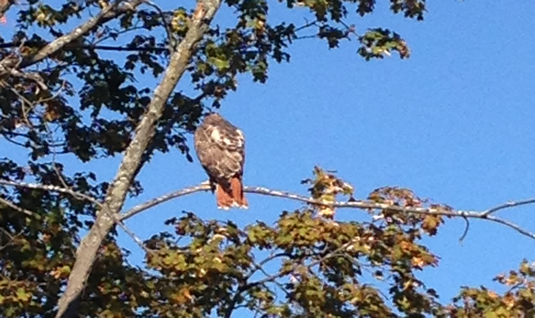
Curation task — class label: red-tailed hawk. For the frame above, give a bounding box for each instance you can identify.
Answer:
[194,113,248,209]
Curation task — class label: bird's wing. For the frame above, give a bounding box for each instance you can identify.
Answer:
[208,124,245,153]
[195,123,245,180]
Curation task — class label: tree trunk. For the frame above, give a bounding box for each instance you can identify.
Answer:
[54,1,222,316]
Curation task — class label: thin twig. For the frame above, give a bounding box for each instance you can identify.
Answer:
[114,217,155,255]
[294,19,318,32]
[231,237,358,292]
[92,26,146,46]
[7,68,48,91]
[52,163,70,192]
[484,215,535,239]
[8,86,36,128]
[481,198,535,216]
[459,216,470,243]
[143,0,175,50]
[339,19,358,38]
[308,237,360,269]
[0,229,23,252]
[251,259,291,296]
[0,134,27,147]
[37,79,67,105]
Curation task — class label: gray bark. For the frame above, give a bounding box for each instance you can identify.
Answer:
[54,1,221,317]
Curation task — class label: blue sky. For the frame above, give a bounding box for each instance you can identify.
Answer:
[3,0,535,312]
[137,0,535,305]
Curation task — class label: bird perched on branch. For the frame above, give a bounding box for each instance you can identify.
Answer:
[194,113,248,209]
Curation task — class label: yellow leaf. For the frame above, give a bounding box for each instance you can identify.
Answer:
[411,257,425,268]
[318,206,334,217]
[487,290,499,299]
[503,293,516,308]
[16,288,31,302]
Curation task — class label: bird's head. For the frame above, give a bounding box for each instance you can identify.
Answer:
[203,112,223,124]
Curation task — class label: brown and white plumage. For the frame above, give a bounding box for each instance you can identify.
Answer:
[194,113,247,209]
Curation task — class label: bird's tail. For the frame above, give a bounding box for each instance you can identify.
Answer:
[215,177,248,209]
[216,184,234,210]
[231,176,248,208]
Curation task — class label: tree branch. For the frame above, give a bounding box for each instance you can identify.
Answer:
[54,0,222,316]
[0,0,144,72]
[115,218,155,255]
[119,184,535,240]
[483,215,535,239]
[0,179,152,257]
[119,183,211,221]
[143,0,175,50]
[480,198,535,216]
[0,196,34,216]
[0,179,102,207]
[0,42,168,53]
[5,175,532,241]
[120,184,468,221]
[459,216,470,242]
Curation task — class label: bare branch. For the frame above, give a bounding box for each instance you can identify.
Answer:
[119,183,211,221]
[115,218,154,255]
[6,68,48,91]
[0,196,34,216]
[120,184,469,221]
[84,44,166,52]
[304,237,361,271]
[481,197,535,216]
[251,259,291,296]
[0,179,102,207]
[0,228,23,252]
[0,42,168,53]
[0,181,153,260]
[119,184,535,240]
[8,85,37,128]
[224,252,292,318]
[294,19,318,32]
[0,170,151,255]
[92,26,147,46]
[459,216,470,243]
[484,215,535,239]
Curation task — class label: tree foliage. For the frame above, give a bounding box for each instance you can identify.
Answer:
[0,0,532,317]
